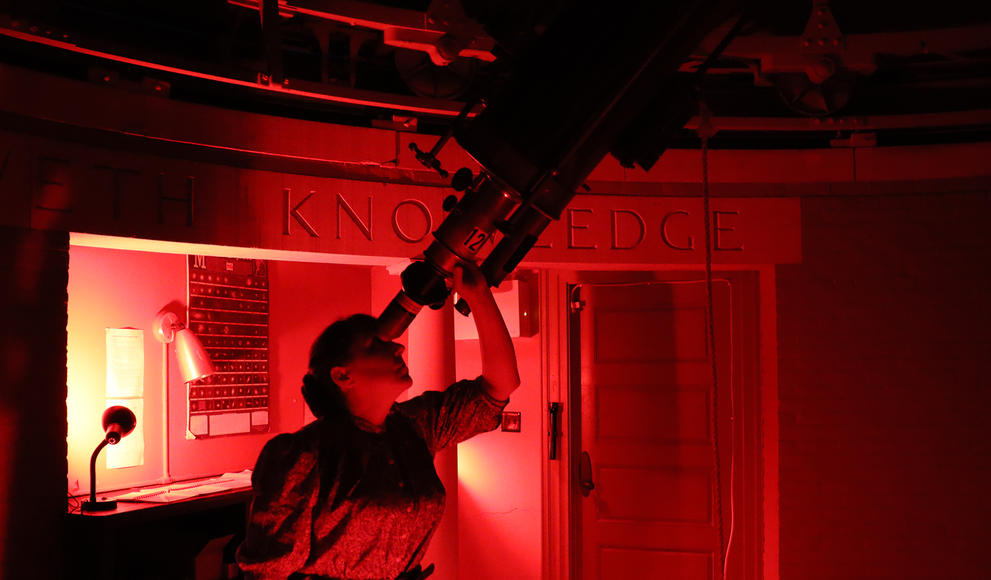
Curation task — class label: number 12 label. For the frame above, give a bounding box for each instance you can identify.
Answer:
[463,228,489,252]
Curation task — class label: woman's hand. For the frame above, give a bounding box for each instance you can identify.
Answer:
[452,261,489,303]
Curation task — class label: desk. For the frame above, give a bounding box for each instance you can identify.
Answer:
[65,482,253,580]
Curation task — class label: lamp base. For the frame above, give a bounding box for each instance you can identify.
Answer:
[81,499,118,512]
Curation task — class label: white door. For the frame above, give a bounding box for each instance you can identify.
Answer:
[575,277,758,580]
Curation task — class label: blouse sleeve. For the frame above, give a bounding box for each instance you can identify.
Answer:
[236,432,321,579]
[398,376,509,454]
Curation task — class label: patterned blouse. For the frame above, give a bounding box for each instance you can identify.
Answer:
[236,377,508,580]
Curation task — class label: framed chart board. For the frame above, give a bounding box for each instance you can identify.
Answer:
[186,255,270,437]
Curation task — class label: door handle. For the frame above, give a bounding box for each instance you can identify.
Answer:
[579,450,595,497]
[548,403,561,460]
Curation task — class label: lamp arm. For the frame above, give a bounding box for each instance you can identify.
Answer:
[88,438,110,505]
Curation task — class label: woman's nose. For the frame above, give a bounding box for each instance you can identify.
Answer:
[392,342,405,356]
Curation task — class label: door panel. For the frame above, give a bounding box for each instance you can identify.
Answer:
[599,548,711,580]
[578,279,747,580]
[594,307,708,361]
[595,385,710,443]
[596,466,712,522]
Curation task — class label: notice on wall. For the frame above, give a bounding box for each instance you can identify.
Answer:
[105,398,145,469]
[105,328,144,398]
[105,328,145,469]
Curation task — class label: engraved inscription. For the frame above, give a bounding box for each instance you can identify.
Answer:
[611,209,645,250]
[567,208,597,249]
[714,210,744,251]
[661,210,694,251]
[549,206,753,256]
[156,173,195,226]
[35,156,72,213]
[337,193,372,240]
[284,188,320,237]
[93,165,140,220]
[391,199,432,243]
[0,131,795,263]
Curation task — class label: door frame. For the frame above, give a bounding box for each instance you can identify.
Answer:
[541,266,780,580]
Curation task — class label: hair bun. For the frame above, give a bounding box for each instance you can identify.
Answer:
[300,373,326,417]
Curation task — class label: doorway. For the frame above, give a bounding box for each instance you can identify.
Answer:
[567,272,763,580]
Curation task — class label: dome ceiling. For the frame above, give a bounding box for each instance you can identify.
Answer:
[1,0,989,148]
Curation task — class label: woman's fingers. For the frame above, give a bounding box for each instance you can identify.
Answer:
[453,262,485,295]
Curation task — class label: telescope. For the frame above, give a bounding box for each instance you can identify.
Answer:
[376,0,737,339]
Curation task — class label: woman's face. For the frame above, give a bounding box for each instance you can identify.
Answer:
[341,331,413,395]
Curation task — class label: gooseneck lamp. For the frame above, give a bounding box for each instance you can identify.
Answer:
[81,405,137,512]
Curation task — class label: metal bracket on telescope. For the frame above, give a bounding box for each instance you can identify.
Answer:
[408,98,480,179]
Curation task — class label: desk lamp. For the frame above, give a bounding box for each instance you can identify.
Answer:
[153,311,214,383]
[153,309,213,483]
[81,405,137,511]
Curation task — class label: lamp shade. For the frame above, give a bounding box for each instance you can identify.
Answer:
[174,327,215,383]
[102,405,137,444]
[154,310,215,383]
[83,405,138,511]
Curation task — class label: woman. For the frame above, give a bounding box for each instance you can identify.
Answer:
[236,263,521,580]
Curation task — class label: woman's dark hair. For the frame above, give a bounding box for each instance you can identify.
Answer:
[300,314,378,420]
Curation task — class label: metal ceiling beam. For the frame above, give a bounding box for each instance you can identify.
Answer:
[229,0,497,65]
[0,18,472,118]
[684,109,991,132]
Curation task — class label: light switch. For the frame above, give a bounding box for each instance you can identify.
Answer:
[501,411,521,432]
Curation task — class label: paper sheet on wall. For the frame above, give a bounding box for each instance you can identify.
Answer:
[106,328,144,398]
[105,398,144,469]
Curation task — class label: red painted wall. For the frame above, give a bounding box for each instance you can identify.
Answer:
[0,227,68,580]
[455,332,544,580]
[776,192,991,579]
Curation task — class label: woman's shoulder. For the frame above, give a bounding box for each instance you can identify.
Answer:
[256,429,311,466]
[259,419,339,458]
[253,419,350,479]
